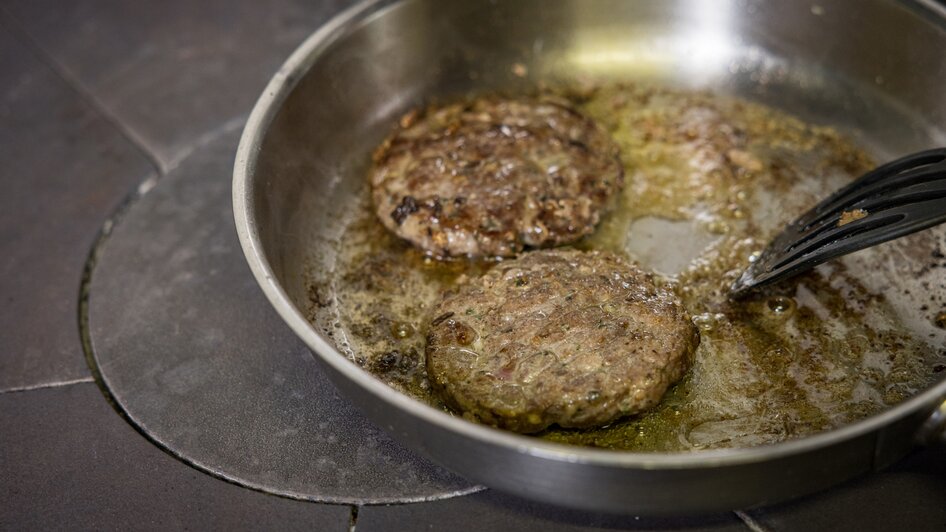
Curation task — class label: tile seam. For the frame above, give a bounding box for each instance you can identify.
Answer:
[348,505,359,532]
[0,7,169,175]
[0,377,95,395]
[734,510,772,532]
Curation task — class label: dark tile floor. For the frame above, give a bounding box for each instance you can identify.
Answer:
[2,0,350,169]
[1,1,944,530]
[355,491,749,532]
[0,383,350,530]
[0,21,153,391]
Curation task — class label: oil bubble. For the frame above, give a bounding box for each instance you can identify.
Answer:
[767,296,796,314]
[692,313,720,332]
[390,321,414,339]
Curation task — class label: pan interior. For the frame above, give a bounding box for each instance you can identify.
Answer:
[249,0,946,452]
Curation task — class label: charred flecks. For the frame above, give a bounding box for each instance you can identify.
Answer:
[429,198,443,218]
[391,195,445,226]
[568,139,590,152]
[307,283,331,309]
[372,348,420,374]
[431,311,455,326]
[391,195,419,225]
[371,97,623,258]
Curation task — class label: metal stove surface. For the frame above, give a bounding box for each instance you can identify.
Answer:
[1,1,944,530]
[86,125,477,505]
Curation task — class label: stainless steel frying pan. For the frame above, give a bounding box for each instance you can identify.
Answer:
[233,0,946,513]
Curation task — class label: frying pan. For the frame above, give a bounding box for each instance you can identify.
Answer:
[233,0,946,513]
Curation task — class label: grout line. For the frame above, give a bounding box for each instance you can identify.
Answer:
[0,377,95,395]
[348,505,359,532]
[164,115,248,173]
[734,510,771,532]
[0,7,169,175]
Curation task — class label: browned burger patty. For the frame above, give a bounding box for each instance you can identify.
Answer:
[370,97,624,258]
[426,249,699,433]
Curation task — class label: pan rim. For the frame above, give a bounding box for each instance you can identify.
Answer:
[233,0,946,470]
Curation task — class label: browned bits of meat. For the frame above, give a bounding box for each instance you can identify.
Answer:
[838,208,868,227]
[390,196,418,226]
[425,249,699,433]
[370,97,624,258]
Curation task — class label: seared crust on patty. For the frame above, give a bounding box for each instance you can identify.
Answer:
[370,97,624,258]
[425,249,699,433]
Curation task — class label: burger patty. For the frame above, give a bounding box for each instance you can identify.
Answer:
[425,249,699,433]
[370,97,624,258]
